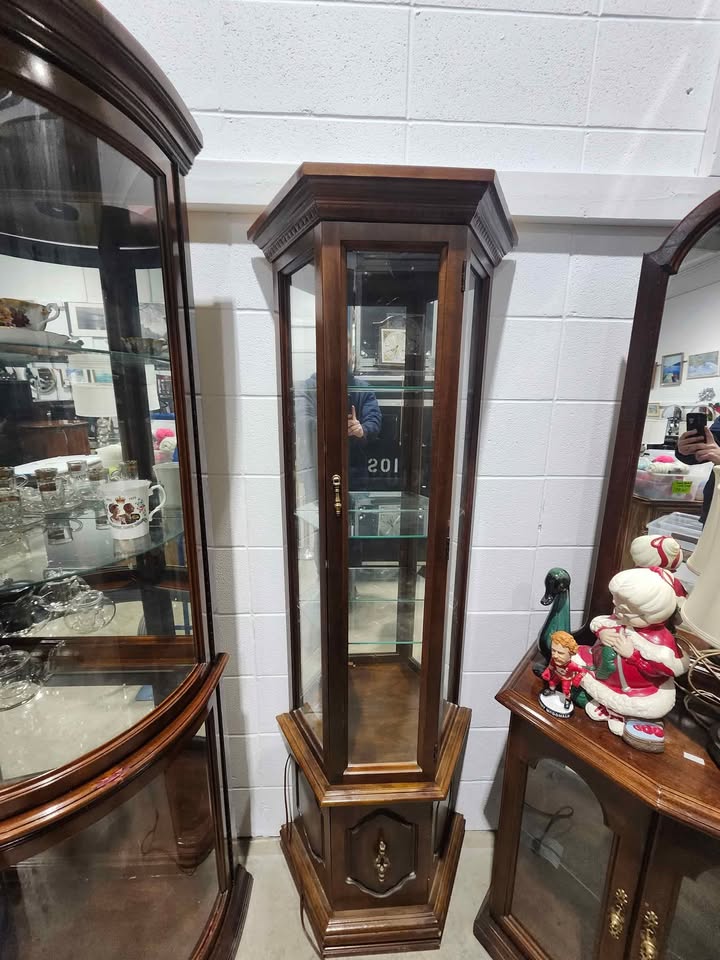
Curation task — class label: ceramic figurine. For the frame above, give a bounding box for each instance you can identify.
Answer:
[630,534,687,600]
[575,567,689,751]
[539,631,585,719]
[533,567,571,676]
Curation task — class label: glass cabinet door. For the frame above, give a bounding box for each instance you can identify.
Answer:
[512,758,614,958]
[344,250,440,766]
[630,819,720,960]
[494,730,651,960]
[0,89,196,786]
[286,261,323,744]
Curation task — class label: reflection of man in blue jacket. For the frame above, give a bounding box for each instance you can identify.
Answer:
[347,375,381,490]
[676,416,720,523]
[302,372,381,488]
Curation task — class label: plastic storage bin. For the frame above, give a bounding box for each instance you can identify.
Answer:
[646,512,703,555]
[634,470,704,501]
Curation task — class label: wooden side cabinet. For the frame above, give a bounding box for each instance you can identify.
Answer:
[475,654,720,960]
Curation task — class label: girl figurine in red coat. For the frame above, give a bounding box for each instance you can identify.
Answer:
[574,566,689,751]
[539,631,586,719]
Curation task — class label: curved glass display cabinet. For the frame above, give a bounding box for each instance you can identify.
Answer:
[249,164,516,956]
[0,3,250,957]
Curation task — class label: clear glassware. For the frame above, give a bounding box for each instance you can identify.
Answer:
[38,476,67,512]
[0,491,22,527]
[36,575,89,614]
[0,593,50,638]
[63,589,116,633]
[0,642,63,710]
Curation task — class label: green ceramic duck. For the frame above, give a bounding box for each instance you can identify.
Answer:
[533,567,572,676]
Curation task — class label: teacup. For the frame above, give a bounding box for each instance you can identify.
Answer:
[100,479,166,540]
[0,299,60,331]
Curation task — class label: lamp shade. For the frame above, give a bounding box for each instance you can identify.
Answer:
[683,466,720,646]
[67,353,160,415]
[687,465,720,575]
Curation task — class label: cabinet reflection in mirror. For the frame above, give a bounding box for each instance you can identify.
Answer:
[588,190,720,769]
[0,87,191,786]
[617,225,720,581]
[626,226,720,581]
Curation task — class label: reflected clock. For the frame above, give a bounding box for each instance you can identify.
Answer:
[380,326,406,365]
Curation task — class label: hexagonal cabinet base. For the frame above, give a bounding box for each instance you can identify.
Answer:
[280,810,465,957]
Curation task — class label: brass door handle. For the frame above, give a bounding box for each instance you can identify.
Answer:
[639,907,659,960]
[608,888,628,940]
[331,474,342,518]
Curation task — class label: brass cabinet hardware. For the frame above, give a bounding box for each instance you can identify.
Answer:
[608,888,628,940]
[332,474,342,517]
[374,834,390,884]
[639,907,659,960]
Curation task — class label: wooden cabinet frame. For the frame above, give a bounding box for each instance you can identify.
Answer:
[250,163,516,956]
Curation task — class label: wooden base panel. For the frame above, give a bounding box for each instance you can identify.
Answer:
[205,865,253,960]
[280,812,465,958]
[473,897,527,960]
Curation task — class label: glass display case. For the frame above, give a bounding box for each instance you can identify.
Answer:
[249,163,516,956]
[0,3,250,957]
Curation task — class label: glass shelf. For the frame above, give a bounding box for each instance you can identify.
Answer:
[296,492,429,540]
[350,492,429,540]
[0,508,184,595]
[0,663,191,786]
[0,338,171,368]
[347,384,434,394]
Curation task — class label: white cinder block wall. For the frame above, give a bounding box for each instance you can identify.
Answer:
[101,0,720,835]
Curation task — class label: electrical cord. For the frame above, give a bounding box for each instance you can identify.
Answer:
[677,636,720,727]
[524,803,575,855]
[283,753,321,957]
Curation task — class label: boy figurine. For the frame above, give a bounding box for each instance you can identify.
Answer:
[539,631,585,719]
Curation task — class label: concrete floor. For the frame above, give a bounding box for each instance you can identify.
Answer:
[236,831,493,960]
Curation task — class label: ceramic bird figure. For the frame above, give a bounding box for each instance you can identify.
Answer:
[533,568,572,675]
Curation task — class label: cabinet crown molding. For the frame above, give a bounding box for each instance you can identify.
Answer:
[247,162,517,265]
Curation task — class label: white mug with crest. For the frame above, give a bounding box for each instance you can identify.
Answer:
[100,479,166,540]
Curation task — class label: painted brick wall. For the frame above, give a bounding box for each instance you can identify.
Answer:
[99,0,719,835]
[103,0,720,177]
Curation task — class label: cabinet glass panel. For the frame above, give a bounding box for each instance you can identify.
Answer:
[288,263,323,744]
[665,867,720,960]
[441,265,478,719]
[0,90,193,785]
[0,728,219,960]
[346,250,439,765]
[512,758,613,958]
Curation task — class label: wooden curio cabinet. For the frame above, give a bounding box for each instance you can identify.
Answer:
[0,3,250,958]
[249,164,516,955]
[476,657,720,960]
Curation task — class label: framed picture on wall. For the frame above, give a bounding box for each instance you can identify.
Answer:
[687,350,719,379]
[647,403,662,418]
[661,352,683,386]
[66,302,107,337]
